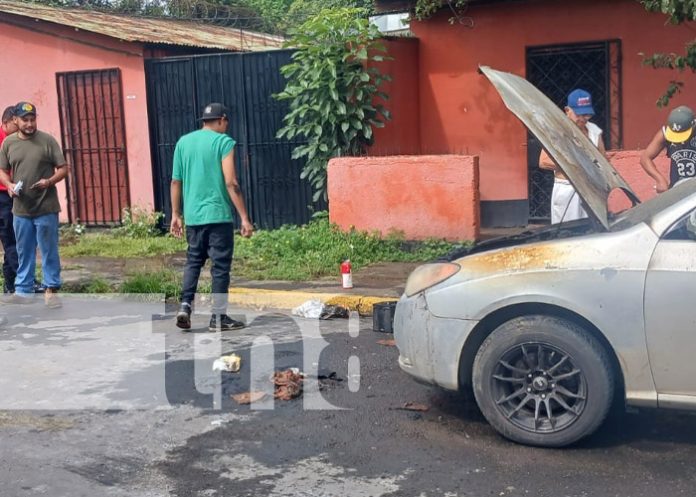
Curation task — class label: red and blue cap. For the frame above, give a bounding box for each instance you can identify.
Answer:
[567,89,595,116]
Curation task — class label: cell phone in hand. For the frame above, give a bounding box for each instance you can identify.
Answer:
[13,181,23,195]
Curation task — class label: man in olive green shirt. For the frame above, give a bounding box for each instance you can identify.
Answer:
[0,102,69,308]
[170,102,253,331]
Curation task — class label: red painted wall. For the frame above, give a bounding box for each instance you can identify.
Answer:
[0,16,156,221]
[608,150,670,212]
[379,0,696,206]
[371,38,421,155]
[328,155,480,241]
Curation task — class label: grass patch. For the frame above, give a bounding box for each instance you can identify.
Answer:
[119,269,211,299]
[61,233,186,258]
[59,219,467,282]
[120,270,183,299]
[233,218,465,281]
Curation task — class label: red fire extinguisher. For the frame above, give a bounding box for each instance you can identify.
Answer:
[341,259,353,289]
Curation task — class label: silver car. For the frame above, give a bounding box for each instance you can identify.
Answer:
[394,66,696,447]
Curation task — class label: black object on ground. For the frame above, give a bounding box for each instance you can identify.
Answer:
[373,301,397,333]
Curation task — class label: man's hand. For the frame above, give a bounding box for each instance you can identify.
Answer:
[656,177,670,194]
[240,219,254,238]
[30,179,52,190]
[170,214,183,238]
[7,183,18,197]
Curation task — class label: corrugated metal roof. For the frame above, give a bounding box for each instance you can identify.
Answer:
[0,0,284,51]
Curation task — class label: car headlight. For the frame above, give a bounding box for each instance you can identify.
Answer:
[404,263,460,297]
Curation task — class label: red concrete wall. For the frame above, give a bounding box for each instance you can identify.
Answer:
[371,38,421,155]
[397,0,696,205]
[0,16,154,221]
[328,155,480,241]
[608,150,670,213]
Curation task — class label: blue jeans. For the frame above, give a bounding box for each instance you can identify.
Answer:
[13,213,61,296]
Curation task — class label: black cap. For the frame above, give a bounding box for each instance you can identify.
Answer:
[14,101,37,118]
[198,102,229,121]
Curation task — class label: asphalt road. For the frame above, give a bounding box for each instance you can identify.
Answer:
[0,296,694,497]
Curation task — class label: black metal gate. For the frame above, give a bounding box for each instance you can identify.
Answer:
[145,50,320,229]
[526,40,622,221]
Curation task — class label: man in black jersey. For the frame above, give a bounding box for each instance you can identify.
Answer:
[641,105,696,193]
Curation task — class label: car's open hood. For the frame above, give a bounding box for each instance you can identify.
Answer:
[480,66,639,230]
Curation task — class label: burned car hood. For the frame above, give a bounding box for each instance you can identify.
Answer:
[480,66,639,230]
[442,218,596,261]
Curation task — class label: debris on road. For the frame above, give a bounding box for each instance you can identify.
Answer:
[376,339,396,347]
[231,391,267,405]
[317,370,343,382]
[212,354,242,372]
[398,402,430,412]
[273,368,304,400]
[292,299,324,319]
[319,305,349,320]
[292,300,350,320]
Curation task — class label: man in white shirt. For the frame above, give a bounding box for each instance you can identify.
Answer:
[539,89,607,224]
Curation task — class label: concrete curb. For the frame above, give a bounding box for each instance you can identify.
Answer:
[228,287,398,316]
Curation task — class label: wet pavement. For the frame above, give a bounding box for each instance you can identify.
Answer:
[0,297,695,497]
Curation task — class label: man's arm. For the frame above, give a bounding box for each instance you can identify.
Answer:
[597,134,608,158]
[221,151,253,237]
[538,148,556,171]
[170,179,183,238]
[0,169,14,195]
[640,129,670,193]
[30,163,69,191]
[0,145,15,195]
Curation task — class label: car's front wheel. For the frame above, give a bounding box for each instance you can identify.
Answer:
[472,315,614,447]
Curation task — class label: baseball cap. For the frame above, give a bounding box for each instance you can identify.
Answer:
[567,89,595,116]
[198,102,229,121]
[14,101,37,117]
[664,105,695,143]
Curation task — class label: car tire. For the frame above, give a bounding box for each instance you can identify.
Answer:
[472,315,614,447]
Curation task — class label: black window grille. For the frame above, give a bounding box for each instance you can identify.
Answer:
[525,40,622,222]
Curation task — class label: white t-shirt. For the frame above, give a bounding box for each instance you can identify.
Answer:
[586,121,602,147]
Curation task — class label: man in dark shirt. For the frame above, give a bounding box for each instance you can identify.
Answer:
[0,106,18,294]
[0,102,69,308]
[640,105,696,192]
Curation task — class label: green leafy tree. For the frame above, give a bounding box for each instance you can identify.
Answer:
[641,0,696,106]
[275,8,392,202]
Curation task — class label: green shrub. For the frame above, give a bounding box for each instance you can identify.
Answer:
[233,218,462,280]
[113,207,164,238]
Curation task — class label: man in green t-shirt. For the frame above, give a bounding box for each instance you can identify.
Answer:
[0,102,69,309]
[170,102,253,331]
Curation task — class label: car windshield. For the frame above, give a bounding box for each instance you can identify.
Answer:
[610,179,696,230]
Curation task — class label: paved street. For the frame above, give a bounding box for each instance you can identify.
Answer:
[0,296,695,497]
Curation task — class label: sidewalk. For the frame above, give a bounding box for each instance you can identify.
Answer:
[59,256,415,315]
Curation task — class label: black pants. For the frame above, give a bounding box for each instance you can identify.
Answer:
[0,191,18,293]
[181,222,234,315]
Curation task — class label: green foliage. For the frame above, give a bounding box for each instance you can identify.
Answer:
[59,222,86,244]
[59,218,464,283]
[640,0,696,106]
[113,207,165,238]
[60,233,186,258]
[413,0,469,22]
[641,0,696,23]
[275,8,392,202]
[63,277,116,293]
[120,270,183,298]
[233,218,464,280]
